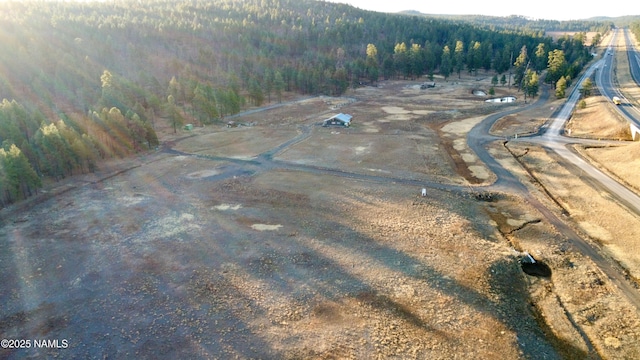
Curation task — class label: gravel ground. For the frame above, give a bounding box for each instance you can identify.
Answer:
[0,157,560,359]
[3,76,636,359]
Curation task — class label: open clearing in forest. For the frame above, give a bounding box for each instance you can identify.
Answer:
[2,70,640,359]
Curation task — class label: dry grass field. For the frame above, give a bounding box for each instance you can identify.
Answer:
[565,95,631,140]
[2,57,640,359]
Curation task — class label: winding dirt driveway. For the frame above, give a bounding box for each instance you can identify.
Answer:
[162,79,640,315]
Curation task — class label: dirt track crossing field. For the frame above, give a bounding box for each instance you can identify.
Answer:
[0,159,559,359]
[2,78,640,359]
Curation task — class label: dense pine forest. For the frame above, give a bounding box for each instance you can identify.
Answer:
[632,21,640,40]
[407,13,615,34]
[0,0,611,207]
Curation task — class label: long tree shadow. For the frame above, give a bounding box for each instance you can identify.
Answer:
[185,165,595,358]
[0,174,589,359]
[212,191,567,358]
[487,258,596,359]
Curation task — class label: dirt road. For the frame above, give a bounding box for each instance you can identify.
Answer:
[4,76,639,359]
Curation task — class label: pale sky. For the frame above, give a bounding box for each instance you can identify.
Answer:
[324,0,637,21]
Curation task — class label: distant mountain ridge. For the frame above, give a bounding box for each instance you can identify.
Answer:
[397,10,638,31]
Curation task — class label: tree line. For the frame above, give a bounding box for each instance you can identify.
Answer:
[418,14,614,35]
[0,0,611,207]
[631,22,640,42]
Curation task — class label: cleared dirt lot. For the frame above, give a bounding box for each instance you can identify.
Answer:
[1,73,639,359]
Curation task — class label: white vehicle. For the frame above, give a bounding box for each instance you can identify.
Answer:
[613,96,622,105]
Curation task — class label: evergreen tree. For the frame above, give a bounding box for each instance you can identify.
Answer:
[409,44,424,79]
[165,95,184,133]
[556,76,568,98]
[248,77,265,106]
[34,123,70,180]
[365,44,380,84]
[193,84,215,124]
[578,99,587,109]
[168,76,181,104]
[332,68,349,95]
[0,144,41,203]
[534,43,547,72]
[393,42,409,79]
[274,71,285,103]
[454,40,465,78]
[0,157,7,207]
[382,55,394,80]
[100,70,116,108]
[127,113,147,151]
[491,75,499,87]
[263,69,274,103]
[468,41,482,76]
[580,78,593,98]
[547,49,568,86]
[144,122,159,149]
[523,70,539,100]
[513,45,528,90]
[440,45,452,80]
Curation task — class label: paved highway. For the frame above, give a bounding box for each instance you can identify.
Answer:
[599,29,640,126]
[502,28,640,311]
[625,29,640,85]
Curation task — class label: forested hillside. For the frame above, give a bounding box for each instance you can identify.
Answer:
[593,15,640,28]
[406,13,614,35]
[631,21,640,40]
[0,0,605,207]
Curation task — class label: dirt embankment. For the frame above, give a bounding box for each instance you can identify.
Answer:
[565,95,631,140]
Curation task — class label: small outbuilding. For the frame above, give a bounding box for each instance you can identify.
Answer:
[323,113,352,127]
[420,82,436,89]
